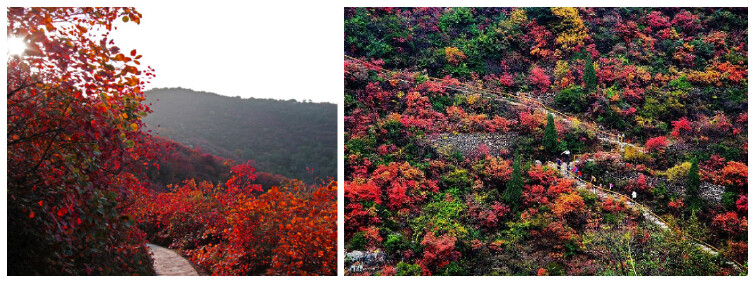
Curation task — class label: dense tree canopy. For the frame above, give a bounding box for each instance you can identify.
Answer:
[141,88,336,184]
[8,7,337,276]
[345,7,746,276]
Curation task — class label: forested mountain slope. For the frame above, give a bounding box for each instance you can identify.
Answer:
[142,88,337,183]
[344,7,747,276]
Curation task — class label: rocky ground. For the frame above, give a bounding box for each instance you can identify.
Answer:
[428,132,518,157]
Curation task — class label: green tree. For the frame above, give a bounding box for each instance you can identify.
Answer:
[583,57,597,92]
[555,85,586,112]
[543,113,559,155]
[685,158,702,213]
[504,153,524,211]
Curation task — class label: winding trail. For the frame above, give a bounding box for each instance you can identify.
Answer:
[345,55,644,152]
[346,55,742,272]
[147,243,198,276]
[549,162,741,270]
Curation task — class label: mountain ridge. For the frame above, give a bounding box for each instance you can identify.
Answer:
[142,87,337,183]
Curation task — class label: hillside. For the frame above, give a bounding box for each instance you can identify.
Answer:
[142,87,337,183]
[7,7,337,276]
[344,7,747,276]
[142,135,287,192]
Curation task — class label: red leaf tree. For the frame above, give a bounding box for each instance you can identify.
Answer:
[7,7,156,275]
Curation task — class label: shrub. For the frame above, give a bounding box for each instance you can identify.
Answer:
[663,162,692,182]
[555,85,587,112]
[645,136,669,153]
[350,231,368,250]
[624,146,648,162]
[529,65,552,94]
[395,262,423,276]
[385,234,410,257]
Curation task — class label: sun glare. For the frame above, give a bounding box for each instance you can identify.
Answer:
[7,36,27,56]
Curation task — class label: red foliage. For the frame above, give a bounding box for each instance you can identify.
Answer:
[671,117,693,137]
[523,185,549,206]
[668,199,685,211]
[485,115,514,133]
[483,156,513,183]
[469,201,510,229]
[362,226,383,250]
[537,268,550,276]
[132,164,337,275]
[527,165,560,186]
[224,163,263,196]
[528,65,552,94]
[547,179,576,197]
[523,20,555,60]
[364,82,393,109]
[499,72,515,87]
[626,174,651,193]
[545,220,578,242]
[671,10,702,35]
[613,20,640,42]
[345,180,382,204]
[419,232,461,274]
[714,61,747,84]
[345,162,438,236]
[720,161,747,190]
[644,136,669,152]
[712,212,747,236]
[700,154,726,182]
[370,162,439,211]
[381,266,397,276]
[623,87,645,103]
[446,105,467,122]
[602,197,625,213]
[348,155,373,179]
[518,110,545,133]
[645,11,671,30]
[7,7,158,275]
[552,192,586,219]
[725,241,747,264]
[345,203,380,237]
[735,195,747,213]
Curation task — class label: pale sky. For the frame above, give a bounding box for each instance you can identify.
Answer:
[8,0,744,105]
[106,2,342,103]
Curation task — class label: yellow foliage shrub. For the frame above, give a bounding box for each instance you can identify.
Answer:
[663,162,692,182]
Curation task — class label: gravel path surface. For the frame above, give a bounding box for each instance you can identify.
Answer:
[147,243,198,276]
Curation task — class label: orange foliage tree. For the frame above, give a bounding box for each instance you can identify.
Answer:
[129,164,337,275]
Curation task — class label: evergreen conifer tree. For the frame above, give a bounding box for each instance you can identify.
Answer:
[504,153,524,211]
[583,56,597,92]
[543,113,559,155]
[686,158,702,213]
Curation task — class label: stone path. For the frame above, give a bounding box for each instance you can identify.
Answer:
[549,161,743,270]
[549,162,669,229]
[147,243,198,276]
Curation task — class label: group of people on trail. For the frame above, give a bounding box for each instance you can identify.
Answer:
[556,150,636,200]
